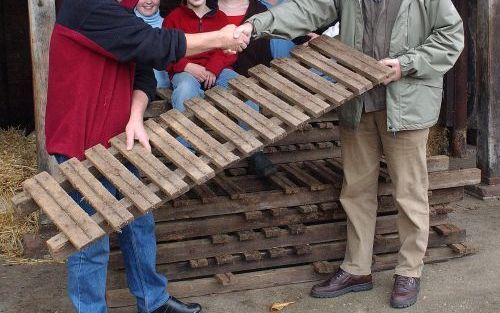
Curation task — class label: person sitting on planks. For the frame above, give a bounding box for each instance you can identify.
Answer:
[45,0,248,312]
[163,0,277,178]
[134,0,170,88]
[235,0,464,308]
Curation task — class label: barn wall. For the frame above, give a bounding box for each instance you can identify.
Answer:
[0,0,33,130]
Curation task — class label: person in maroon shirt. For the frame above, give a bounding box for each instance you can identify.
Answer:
[47,1,248,312]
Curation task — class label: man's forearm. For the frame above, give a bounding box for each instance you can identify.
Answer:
[130,90,149,122]
[185,25,248,56]
[247,0,338,40]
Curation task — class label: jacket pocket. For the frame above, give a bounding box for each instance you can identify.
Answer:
[398,80,443,129]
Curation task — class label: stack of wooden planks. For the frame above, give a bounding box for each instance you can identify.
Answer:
[105,154,479,310]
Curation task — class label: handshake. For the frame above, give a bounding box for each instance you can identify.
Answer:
[218,23,255,53]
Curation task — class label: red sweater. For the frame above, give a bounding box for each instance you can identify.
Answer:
[46,0,186,160]
[163,5,236,77]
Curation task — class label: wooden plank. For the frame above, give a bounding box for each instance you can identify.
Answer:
[22,172,105,250]
[58,158,133,232]
[28,0,57,173]
[109,214,447,267]
[248,64,330,117]
[290,46,373,94]
[229,76,310,128]
[160,110,239,168]
[213,175,244,200]
[192,185,218,204]
[271,58,352,106]
[107,245,470,305]
[185,98,262,154]
[110,134,189,199]
[205,87,287,143]
[85,145,161,213]
[269,172,301,194]
[144,119,214,184]
[309,36,393,84]
[303,160,343,188]
[156,88,172,102]
[280,164,328,191]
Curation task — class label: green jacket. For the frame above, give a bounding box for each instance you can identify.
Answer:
[248,0,464,131]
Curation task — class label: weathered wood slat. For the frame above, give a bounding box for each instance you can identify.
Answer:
[303,160,343,188]
[310,36,394,83]
[270,58,352,106]
[109,214,447,267]
[108,245,471,305]
[59,158,133,231]
[23,172,105,250]
[185,98,262,154]
[269,172,301,194]
[119,228,464,282]
[229,76,310,128]
[110,134,189,199]
[205,87,287,143]
[280,163,328,191]
[213,175,244,200]
[291,46,373,94]
[160,110,239,168]
[145,119,214,184]
[85,145,161,213]
[248,64,330,117]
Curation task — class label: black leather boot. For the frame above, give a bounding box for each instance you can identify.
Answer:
[151,297,202,313]
[248,151,277,178]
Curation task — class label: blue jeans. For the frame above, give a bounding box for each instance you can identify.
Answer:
[154,69,170,89]
[54,155,169,313]
[171,68,259,135]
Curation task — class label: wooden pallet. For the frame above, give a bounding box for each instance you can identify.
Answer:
[14,36,406,259]
[106,240,477,310]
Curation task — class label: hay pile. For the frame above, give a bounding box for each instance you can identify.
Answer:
[0,128,43,263]
[427,125,449,156]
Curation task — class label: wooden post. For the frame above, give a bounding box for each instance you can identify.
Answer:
[471,0,500,198]
[28,0,57,173]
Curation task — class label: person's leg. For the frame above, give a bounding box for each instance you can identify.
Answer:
[310,113,381,298]
[54,155,109,313]
[171,72,203,112]
[154,70,170,89]
[114,165,170,313]
[171,72,203,149]
[270,39,296,59]
[339,112,383,276]
[376,112,430,278]
[375,111,429,308]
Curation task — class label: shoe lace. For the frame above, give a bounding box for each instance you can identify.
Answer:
[395,276,417,292]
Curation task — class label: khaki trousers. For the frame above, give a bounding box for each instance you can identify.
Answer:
[339,111,430,278]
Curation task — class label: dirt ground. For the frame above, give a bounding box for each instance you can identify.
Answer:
[0,194,498,313]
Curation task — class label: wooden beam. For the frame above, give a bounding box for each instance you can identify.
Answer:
[476,0,500,184]
[28,0,57,173]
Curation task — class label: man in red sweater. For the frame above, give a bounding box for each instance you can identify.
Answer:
[46,0,248,312]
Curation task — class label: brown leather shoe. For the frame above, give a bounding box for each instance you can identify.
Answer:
[310,268,373,298]
[390,275,420,308]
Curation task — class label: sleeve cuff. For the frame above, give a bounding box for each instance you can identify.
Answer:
[397,54,414,77]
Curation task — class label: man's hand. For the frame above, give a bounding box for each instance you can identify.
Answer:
[302,32,320,46]
[234,22,253,41]
[125,118,151,152]
[204,71,217,89]
[380,58,402,85]
[219,24,250,53]
[125,90,151,152]
[185,63,208,82]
